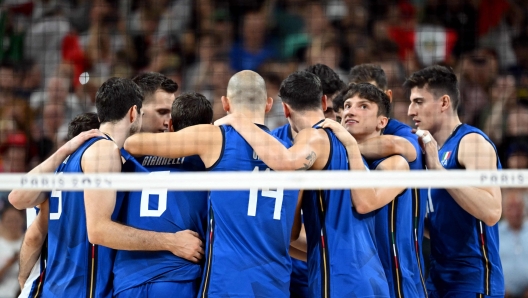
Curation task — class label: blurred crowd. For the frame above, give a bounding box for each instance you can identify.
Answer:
[0,0,527,297]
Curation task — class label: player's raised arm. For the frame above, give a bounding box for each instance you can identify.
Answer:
[124,124,222,168]
[358,135,417,163]
[9,129,103,209]
[218,115,327,171]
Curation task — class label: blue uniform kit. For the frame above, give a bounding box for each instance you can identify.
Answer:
[113,154,207,297]
[427,124,504,297]
[35,120,505,298]
[199,125,300,297]
[45,137,129,298]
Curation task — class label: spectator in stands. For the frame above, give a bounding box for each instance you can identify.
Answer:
[509,35,528,83]
[458,48,499,126]
[0,62,16,106]
[263,72,287,130]
[499,189,528,298]
[0,203,25,298]
[24,3,70,82]
[183,32,220,92]
[482,74,518,146]
[229,10,276,72]
[304,36,348,82]
[0,132,28,173]
[505,141,528,169]
[29,77,82,123]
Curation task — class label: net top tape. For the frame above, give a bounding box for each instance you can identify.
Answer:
[0,170,526,191]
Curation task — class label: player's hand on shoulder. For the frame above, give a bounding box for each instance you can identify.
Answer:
[319,119,358,147]
[413,129,441,169]
[169,230,204,263]
[59,129,104,156]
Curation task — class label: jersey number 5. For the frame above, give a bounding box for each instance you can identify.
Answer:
[140,171,170,217]
[49,190,62,220]
[248,167,284,220]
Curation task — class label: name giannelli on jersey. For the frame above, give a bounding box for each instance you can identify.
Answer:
[142,156,185,166]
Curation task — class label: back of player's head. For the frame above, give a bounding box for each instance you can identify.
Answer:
[96,77,143,124]
[349,64,388,91]
[171,92,213,131]
[403,65,460,111]
[279,71,323,111]
[304,63,345,97]
[343,83,391,116]
[66,112,100,140]
[226,70,267,109]
[132,72,179,103]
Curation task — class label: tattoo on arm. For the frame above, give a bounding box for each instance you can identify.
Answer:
[296,151,317,170]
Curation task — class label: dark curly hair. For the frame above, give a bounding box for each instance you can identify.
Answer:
[171,92,213,131]
[403,65,460,111]
[305,63,346,97]
[349,64,388,91]
[342,83,391,116]
[132,72,179,103]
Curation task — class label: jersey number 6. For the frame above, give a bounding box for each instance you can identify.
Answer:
[140,171,170,217]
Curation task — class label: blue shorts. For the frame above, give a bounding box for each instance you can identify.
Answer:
[114,280,198,298]
[428,290,504,298]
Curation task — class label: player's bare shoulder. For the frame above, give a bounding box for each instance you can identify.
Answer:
[458,133,497,170]
[81,139,122,173]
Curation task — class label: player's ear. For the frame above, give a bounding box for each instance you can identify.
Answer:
[321,95,328,112]
[440,95,450,112]
[282,102,291,118]
[221,96,231,113]
[377,115,389,130]
[264,96,273,114]
[129,105,138,123]
[168,118,174,132]
[385,89,393,103]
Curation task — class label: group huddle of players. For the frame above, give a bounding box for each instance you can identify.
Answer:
[8,63,504,298]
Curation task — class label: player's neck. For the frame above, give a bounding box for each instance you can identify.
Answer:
[230,110,265,125]
[290,110,325,131]
[434,116,462,148]
[355,131,381,144]
[99,122,129,148]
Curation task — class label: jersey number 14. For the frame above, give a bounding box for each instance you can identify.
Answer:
[248,167,284,220]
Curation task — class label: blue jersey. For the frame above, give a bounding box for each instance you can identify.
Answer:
[368,156,422,298]
[199,125,299,297]
[272,123,309,297]
[113,154,208,295]
[426,124,504,295]
[45,137,128,298]
[302,126,389,298]
[272,123,293,146]
[384,118,428,295]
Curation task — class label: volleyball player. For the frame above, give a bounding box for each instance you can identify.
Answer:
[15,112,101,297]
[273,64,344,297]
[321,83,423,298]
[10,78,189,297]
[349,64,428,296]
[215,71,391,297]
[124,70,300,297]
[113,73,212,297]
[405,65,504,297]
